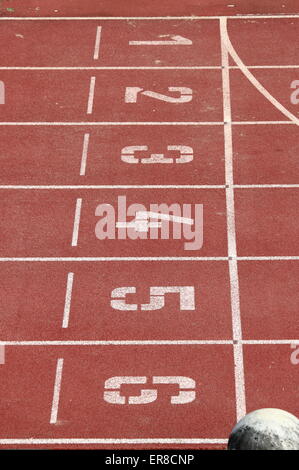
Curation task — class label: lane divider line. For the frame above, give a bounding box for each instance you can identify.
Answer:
[0,340,297,346]
[220,17,246,422]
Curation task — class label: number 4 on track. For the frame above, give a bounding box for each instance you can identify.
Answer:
[129,35,192,46]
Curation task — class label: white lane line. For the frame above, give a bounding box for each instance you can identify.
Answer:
[0,340,297,346]
[2,184,299,189]
[0,257,228,262]
[50,358,64,424]
[0,66,221,70]
[0,121,292,126]
[220,17,246,423]
[222,18,299,126]
[0,185,225,189]
[233,121,293,125]
[71,198,82,247]
[235,184,299,188]
[1,65,299,70]
[1,340,233,346]
[87,76,96,114]
[0,122,225,126]
[0,256,299,261]
[80,133,90,176]
[62,273,74,328]
[238,256,299,260]
[93,26,102,60]
[0,15,299,19]
[0,438,228,444]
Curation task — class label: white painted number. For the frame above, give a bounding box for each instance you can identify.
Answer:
[104,376,196,405]
[110,286,195,311]
[129,35,192,46]
[125,87,193,103]
[121,145,194,164]
[290,80,299,104]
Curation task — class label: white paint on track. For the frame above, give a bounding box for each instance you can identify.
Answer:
[222,17,299,126]
[0,184,225,189]
[1,340,233,345]
[0,340,297,346]
[1,15,299,19]
[0,121,293,126]
[80,133,90,176]
[62,273,74,328]
[71,198,82,247]
[220,17,246,423]
[93,26,102,60]
[2,256,299,261]
[0,438,228,444]
[87,76,96,114]
[50,358,64,424]
[0,257,228,262]
[1,65,299,70]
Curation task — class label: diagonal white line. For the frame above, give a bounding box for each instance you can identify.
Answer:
[222,18,299,126]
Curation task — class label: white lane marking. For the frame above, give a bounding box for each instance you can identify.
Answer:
[235,184,299,188]
[0,14,299,19]
[0,340,297,346]
[222,18,299,126]
[0,66,221,70]
[80,133,90,176]
[50,358,64,424]
[93,26,102,60]
[238,256,299,260]
[0,340,233,345]
[233,121,293,125]
[0,257,228,261]
[220,17,246,422]
[0,121,292,126]
[71,198,82,247]
[62,273,74,328]
[0,256,299,261]
[2,184,299,189]
[2,66,299,70]
[87,76,96,114]
[0,438,228,444]
[0,185,225,189]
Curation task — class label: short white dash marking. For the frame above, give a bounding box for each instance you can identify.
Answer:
[93,26,102,60]
[87,77,96,114]
[80,133,90,176]
[50,358,64,424]
[71,198,82,247]
[62,273,74,328]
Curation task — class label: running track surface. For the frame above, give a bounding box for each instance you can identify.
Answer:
[0,10,299,450]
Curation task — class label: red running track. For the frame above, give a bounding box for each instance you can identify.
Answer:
[0,10,299,449]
